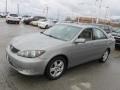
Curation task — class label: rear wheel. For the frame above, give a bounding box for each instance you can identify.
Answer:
[99,49,110,63]
[45,56,67,80]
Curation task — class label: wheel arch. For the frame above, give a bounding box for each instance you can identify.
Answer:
[44,54,69,74]
[50,54,68,68]
[107,48,111,54]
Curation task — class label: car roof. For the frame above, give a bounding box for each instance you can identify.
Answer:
[58,23,100,29]
[87,23,111,27]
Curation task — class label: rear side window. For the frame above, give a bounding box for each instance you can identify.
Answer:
[93,28,107,40]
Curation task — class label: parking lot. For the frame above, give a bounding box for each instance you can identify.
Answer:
[0,18,120,90]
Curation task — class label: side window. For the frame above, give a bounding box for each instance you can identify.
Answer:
[93,28,107,40]
[78,28,93,41]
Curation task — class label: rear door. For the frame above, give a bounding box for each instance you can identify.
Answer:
[92,28,109,58]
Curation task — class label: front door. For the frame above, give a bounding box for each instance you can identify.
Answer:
[70,28,97,67]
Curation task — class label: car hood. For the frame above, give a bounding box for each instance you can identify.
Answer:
[11,33,65,50]
[38,21,48,24]
[112,32,120,37]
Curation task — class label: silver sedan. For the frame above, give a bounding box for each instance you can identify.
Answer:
[6,23,115,80]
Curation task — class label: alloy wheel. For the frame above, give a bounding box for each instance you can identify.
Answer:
[102,50,109,62]
[50,60,64,78]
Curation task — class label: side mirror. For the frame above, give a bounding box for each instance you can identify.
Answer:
[74,38,86,43]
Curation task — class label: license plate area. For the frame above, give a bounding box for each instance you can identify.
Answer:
[6,54,23,71]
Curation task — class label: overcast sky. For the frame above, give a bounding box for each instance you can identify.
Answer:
[0,0,120,19]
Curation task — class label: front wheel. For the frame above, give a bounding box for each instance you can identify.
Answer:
[45,56,67,80]
[16,21,20,24]
[99,49,110,63]
[6,20,9,24]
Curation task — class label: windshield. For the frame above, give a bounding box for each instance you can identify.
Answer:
[10,14,18,17]
[44,24,82,41]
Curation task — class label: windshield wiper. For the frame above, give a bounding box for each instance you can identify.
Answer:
[40,32,53,37]
[40,32,66,41]
[46,34,60,39]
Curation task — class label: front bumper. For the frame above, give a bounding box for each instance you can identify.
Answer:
[38,23,46,28]
[6,18,20,22]
[31,23,38,26]
[6,46,48,75]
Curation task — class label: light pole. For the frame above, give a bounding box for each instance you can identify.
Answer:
[46,6,48,18]
[105,6,111,23]
[5,0,8,15]
[17,3,20,15]
[96,0,103,24]
[43,5,49,18]
[57,9,60,21]
[105,6,109,18]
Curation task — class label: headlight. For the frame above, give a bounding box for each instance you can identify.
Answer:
[17,50,45,58]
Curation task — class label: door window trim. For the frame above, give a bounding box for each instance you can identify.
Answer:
[78,28,94,42]
[93,28,108,40]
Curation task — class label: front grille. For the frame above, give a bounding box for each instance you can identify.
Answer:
[10,45,19,53]
[116,39,120,44]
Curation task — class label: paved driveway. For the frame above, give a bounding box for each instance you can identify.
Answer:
[0,19,120,90]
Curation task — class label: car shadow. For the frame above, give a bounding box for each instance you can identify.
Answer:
[8,59,111,83]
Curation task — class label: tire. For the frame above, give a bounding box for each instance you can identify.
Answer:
[115,45,120,49]
[9,21,11,24]
[6,20,9,24]
[45,56,67,80]
[99,49,110,63]
[17,21,20,24]
[115,45,118,50]
[45,25,48,29]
